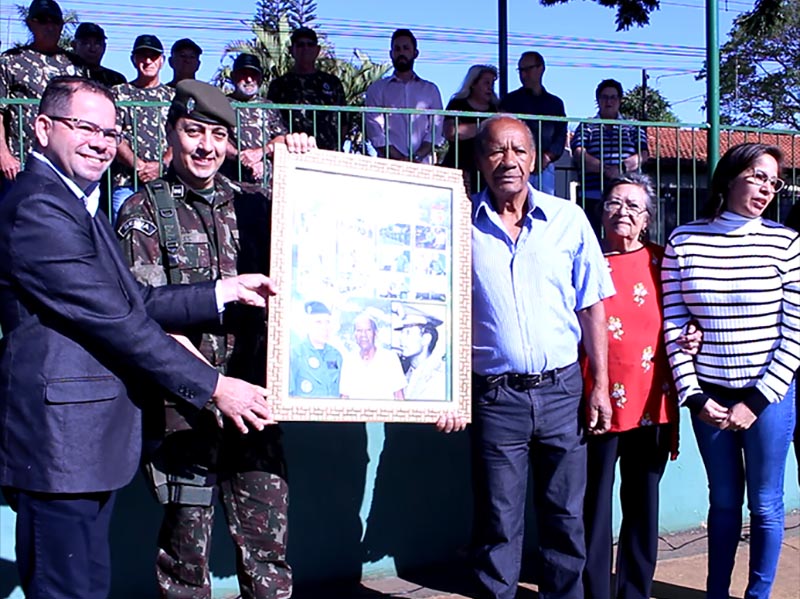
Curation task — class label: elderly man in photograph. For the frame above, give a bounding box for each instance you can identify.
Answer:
[470,114,614,599]
[0,76,277,599]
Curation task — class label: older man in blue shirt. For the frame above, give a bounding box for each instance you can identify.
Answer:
[470,114,614,599]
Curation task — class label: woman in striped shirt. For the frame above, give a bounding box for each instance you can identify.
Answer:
[662,143,799,599]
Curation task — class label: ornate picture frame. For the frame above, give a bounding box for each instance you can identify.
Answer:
[266,146,472,423]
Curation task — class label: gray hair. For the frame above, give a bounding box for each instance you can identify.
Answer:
[602,172,657,222]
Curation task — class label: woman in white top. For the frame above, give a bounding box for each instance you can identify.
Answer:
[661,143,799,599]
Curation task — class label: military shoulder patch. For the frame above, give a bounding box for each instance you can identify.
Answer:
[117,217,157,237]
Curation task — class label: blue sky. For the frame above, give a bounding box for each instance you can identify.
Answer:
[0,0,748,123]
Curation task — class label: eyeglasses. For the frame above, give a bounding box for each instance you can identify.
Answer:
[518,64,542,73]
[744,169,785,193]
[47,115,124,146]
[603,198,648,216]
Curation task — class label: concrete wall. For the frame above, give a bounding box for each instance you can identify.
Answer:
[1,416,798,598]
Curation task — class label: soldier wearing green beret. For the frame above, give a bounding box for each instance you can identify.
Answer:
[116,79,316,599]
[0,0,85,189]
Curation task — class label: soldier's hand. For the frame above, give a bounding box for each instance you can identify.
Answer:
[212,375,275,433]
[217,273,277,308]
[435,411,467,434]
[0,149,21,181]
[240,147,264,168]
[284,132,316,154]
[137,161,162,183]
[248,160,265,181]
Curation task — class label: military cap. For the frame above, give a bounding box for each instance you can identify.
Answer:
[132,34,164,54]
[75,22,106,40]
[232,53,263,77]
[27,0,62,21]
[171,38,203,56]
[170,80,237,131]
[304,301,331,315]
[393,304,443,330]
[290,27,318,45]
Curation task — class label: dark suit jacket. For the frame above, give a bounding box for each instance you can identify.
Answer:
[0,157,221,494]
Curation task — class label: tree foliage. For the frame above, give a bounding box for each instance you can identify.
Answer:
[539,0,660,31]
[621,84,677,122]
[709,1,800,130]
[217,0,389,106]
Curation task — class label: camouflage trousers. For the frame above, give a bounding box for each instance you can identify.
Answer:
[149,418,291,599]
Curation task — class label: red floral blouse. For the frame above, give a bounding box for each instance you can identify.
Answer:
[583,243,679,437]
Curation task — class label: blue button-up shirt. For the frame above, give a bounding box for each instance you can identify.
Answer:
[471,185,615,375]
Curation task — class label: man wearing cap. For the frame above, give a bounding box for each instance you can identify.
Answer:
[72,22,126,88]
[0,0,85,188]
[364,28,443,164]
[267,27,346,151]
[224,53,287,183]
[117,80,315,599]
[393,304,446,400]
[289,301,343,397]
[167,38,202,88]
[111,34,173,221]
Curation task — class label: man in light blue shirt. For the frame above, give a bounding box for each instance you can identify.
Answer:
[470,115,614,599]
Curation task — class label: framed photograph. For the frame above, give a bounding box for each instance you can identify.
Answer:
[266,145,472,423]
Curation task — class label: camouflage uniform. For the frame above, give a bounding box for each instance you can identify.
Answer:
[0,46,85,162]
[112,82,173,188]
[267,71,346,151]
[116,170,290,599]
[224,93,286,184]
[86,64,126,88]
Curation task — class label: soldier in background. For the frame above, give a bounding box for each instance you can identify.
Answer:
[112,34,173,221]
[0,0,84,188]
[167,38,202,88]
[224,53,286,183]
[117,80,315,599]
[289,301,343,397]
[72,22,126,87]
[267,27,346,151]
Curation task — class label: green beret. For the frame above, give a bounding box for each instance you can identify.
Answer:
[170,80,237,132]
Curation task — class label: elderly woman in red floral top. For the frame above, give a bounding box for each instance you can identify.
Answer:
[581,173,699,599]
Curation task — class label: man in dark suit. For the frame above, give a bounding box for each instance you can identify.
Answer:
[0,76,279,599]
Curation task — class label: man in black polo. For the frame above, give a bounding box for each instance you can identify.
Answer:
[500,51,567,196]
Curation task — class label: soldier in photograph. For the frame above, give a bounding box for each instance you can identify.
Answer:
[289,301,343,397]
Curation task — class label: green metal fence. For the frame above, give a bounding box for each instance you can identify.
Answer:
[2,97,797,244]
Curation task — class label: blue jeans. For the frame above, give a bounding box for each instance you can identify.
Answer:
[529,163,556,196]
[470,363,586,599]
[691,387,796,599]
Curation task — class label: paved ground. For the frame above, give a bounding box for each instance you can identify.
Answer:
[293,511,800,599]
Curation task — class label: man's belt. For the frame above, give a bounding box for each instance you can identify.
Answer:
[473,365,571,392]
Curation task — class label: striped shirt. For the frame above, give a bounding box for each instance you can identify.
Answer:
[570,115,648,199]
[661,211,800,405]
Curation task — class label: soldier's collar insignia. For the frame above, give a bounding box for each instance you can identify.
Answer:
[171,184,186,198]
[186,97,196,113]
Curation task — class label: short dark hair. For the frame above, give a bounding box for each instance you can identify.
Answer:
[702,142,784,219]
[391,28,417,50]
[39,76,115,117]
[519,51,545,68]
[595,78,623,99]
